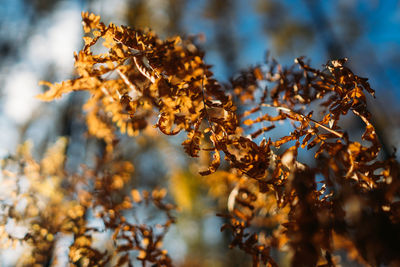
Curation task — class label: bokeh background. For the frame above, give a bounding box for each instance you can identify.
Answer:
[1,0,400,266]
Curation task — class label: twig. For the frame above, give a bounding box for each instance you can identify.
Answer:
[116,68,142,100]
[261,103,344,138]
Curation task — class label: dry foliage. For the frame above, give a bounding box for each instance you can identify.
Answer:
[1,12,400,266]
[0,138,174,266]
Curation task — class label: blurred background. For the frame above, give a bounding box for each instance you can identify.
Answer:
[1,0,400,266]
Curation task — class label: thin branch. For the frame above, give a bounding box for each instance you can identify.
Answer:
[116,68,142,100]
[261,103,344,138]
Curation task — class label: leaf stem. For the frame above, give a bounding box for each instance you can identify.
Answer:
[261,103,344,138]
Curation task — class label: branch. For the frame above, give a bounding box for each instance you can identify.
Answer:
[261,103,344,138]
